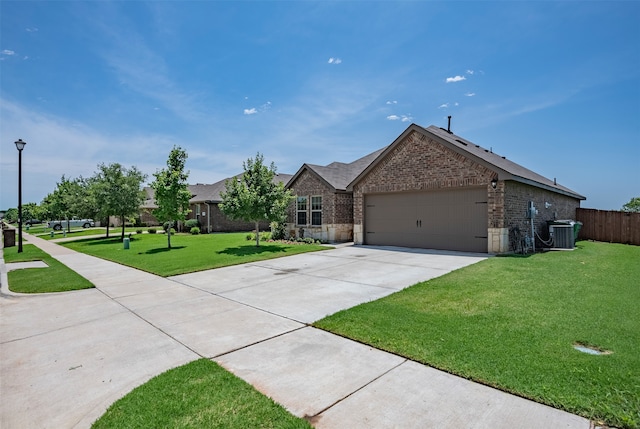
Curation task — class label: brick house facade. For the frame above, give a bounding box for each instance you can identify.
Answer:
[349,124,584,252]
[287,123,584,252]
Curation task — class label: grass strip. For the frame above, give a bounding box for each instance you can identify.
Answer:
[3,244,94,293]
[62,232,327,277]
[314,241,640,429]
[92,358,312,429]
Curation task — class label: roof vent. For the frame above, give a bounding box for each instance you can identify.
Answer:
[447,116,452,133]
[455,139,467,146]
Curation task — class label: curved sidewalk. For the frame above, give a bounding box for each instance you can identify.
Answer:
[1,234,592,428]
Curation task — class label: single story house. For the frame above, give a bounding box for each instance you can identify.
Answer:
[286,123,585,253]
[141,173,292,233]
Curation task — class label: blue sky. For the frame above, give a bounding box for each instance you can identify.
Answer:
[1,1,639,211]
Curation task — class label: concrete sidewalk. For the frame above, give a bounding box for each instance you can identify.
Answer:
[1,234,592,428]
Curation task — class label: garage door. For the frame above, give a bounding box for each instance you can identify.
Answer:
[364,187,488,253]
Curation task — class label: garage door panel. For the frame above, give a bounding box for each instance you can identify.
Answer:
[364,188,487,253]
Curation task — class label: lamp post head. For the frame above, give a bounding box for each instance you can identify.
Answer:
[14,139,27,151]
[490,177,498,189]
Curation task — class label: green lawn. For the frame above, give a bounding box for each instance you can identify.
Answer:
[314,241,640,429]
[62,232,327,277]
[92,359,312,429]
[3,244,94,293]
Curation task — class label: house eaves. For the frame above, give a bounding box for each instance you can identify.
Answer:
[348,123,585,201]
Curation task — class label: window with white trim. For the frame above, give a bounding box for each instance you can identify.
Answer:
[296,196,308,225]
[311,196,322,226]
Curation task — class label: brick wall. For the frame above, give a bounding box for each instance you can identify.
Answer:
[209,204,270,232]
[353,131,494,225]
[503,181,580,242]
[286,169,355,242]
[286,169,353,225]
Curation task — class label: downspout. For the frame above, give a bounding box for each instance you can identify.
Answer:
[205,202,211,233]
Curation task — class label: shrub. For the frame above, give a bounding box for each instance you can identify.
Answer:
[147,228,157,234]
[185,219,200,229]
[270,221,287,240]
[136,229,143,234]
[246,233,254,241]
[260,231,272,241]
[190,227,200,235]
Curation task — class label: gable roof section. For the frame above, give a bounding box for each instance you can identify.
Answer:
[287,146,387,192]
[142,173,293,208]
[348,123,585,200]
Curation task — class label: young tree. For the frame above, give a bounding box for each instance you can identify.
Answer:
[220,152,293,247]
[621,197,640,213]
[91,163,147,240]
[46,176,93,232]
[150,146,191,249]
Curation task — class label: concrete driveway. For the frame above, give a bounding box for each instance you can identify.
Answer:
[1,239,591,428]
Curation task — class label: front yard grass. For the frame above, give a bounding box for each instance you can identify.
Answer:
[92,358,312,429]
[3,244,94,293]
[62,232,327,277]
[314,241,640,429]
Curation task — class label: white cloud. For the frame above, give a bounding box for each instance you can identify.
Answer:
[438,103,449,109]
[328,57,342,64]
[244,108,257,115]
[466,69,474,75]
[386,100,398,105]
[26,27,39,32]
[1,50,15,56]
[386,114,412,122]
[465,92,476,97]
[446,75,466,83]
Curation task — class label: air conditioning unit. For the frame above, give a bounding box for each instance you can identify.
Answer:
[548,220,576,249]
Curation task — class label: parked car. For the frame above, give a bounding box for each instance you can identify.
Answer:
[47,218,95,230]
[25,219,43,225]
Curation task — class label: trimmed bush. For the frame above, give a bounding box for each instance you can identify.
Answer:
[190,227,200,235]
[136,229,143,234]
[147,228,157,234]
[185,219,200,229]
[270,221,286,240]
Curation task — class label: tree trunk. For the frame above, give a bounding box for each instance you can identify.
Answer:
[120,215,125,241]
[167,221,172,249]
[255,220,260,247]
[105,221,110,238]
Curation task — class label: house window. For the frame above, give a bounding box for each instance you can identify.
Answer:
[297,196,308,225]
[311,196,322,226]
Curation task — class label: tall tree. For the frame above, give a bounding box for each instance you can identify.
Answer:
[150,146,191,249]
[220,152,293,247]
[91,163,147,240]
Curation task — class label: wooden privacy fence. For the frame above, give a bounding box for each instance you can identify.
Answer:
[576,208,640,245]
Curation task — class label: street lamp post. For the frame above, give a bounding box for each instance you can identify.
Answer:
[15,139,26,253]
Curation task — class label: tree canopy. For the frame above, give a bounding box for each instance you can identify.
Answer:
[220,152,293,246]
[621,197,640,213]
[92,163,147,239]
[150,146,191,249]
[44,175,94,232]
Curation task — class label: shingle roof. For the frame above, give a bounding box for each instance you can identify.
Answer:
[142,173,293,208]
[288,147,388,192]
[348,123,585,200]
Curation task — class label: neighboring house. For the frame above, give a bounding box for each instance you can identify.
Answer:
[141,173,293,233]
[287,123,585,253]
